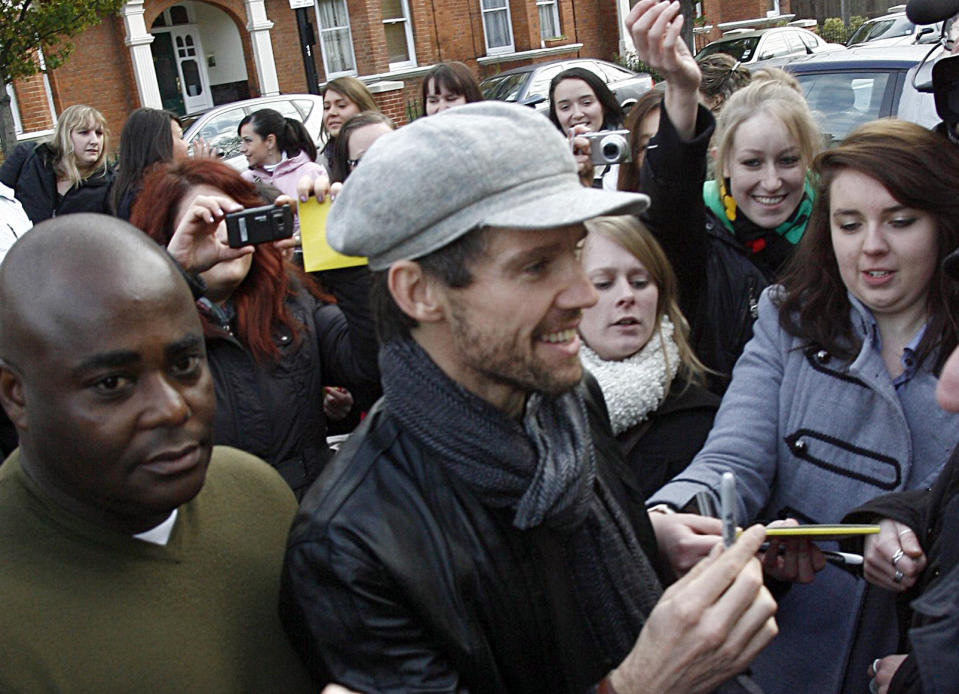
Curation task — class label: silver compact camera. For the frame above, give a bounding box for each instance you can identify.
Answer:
[585,129,632,165]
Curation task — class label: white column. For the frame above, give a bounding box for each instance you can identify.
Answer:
[121,0,163,107]
[617,0,635,56]
[245,0,280,96]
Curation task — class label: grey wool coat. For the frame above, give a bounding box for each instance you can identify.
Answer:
[649,287,959,694]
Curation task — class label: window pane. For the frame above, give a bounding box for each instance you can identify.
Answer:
[322,28,354,73]
[384,23,410,63]
[482,0,507,10]
[538,2,559,38]
[318,0,348,28]
[484,10,511,48]
[382,0,404,20]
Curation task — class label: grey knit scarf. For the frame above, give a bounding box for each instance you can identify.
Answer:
[380,338,663,661]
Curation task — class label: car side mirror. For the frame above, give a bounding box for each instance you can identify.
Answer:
[521,95,547,107]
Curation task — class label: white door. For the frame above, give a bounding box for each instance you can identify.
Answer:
[171,27,212,112]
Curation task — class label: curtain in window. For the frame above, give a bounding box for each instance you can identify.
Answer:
[481,0,512,49]
[538,1,559,38]
[318,0,356,74]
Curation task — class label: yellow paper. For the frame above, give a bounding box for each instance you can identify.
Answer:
[299,196,367,272]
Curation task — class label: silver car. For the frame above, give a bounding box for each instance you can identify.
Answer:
[181,94,326,171]
[479,58,654,114]
[696,27,844,66]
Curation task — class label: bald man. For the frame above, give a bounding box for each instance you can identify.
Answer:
[0,214,313,692]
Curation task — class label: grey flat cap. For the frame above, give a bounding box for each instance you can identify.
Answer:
[326,101,649,271]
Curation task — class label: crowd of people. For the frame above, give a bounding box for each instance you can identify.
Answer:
[3,2,959,692]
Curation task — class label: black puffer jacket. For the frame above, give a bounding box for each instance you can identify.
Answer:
[0,142,113,224]
[280,376,670,693]
[640,106,775,393]
[843,445,959,693]
[202,268,379,498]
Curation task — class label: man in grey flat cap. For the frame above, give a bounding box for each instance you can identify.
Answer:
[281,101,776,694]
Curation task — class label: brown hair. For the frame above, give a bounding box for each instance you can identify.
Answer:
[778,119,959,371]
[582,215,708,387]
[421,61,483,109]
[617,89,663,193]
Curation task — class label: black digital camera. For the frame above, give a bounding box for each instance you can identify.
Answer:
[225,203,294,248]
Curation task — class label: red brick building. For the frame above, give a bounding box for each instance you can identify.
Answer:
[7,0,792,145]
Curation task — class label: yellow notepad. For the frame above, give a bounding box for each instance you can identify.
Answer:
[299,196,367,272]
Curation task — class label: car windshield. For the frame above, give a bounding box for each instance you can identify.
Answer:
[795,71,891,145]
[480,73,528,101]
[695,36,761,62]
[847,16,915,44]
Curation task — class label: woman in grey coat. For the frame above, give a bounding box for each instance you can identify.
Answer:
[647,118,959,694]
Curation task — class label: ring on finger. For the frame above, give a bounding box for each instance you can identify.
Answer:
[891,548,905,566]
[894,569,904,584]
[898,527,914,538]
[871,658,881,677]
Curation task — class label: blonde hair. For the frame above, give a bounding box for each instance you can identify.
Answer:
[48,104,110,186]
[582,215,709,389]
[713,69,820,187]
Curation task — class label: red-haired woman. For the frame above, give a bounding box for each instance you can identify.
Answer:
[131,159,379,498]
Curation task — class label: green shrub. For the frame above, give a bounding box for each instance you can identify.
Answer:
[615,52,664,83]
[821,17,846,43]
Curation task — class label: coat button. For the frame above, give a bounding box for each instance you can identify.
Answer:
[815,349,830,363]
[793,439,806,452]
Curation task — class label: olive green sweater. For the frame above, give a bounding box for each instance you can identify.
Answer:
[0,446,314,693]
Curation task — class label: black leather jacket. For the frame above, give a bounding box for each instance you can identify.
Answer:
[844,445,959,693]
[202,269,379,498]
[280,376,669,693]
[0,142,113,224]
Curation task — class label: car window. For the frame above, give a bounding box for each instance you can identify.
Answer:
[258,100,303,122]
[799,31,820,49]
[758,33,790,60]
[527,64,566,100]
[784,31,807,54]
[796,71,891,145]
[696,36,761,62]
[481,72,528,101]
[598,63,635,82]
[897,67,941,128]
[294,98,317,120]
[191,106,246,158]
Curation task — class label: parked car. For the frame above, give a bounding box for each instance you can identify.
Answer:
[846,10,941,48]
[695,26,844,66]
[181,94,326,170]
[479,58,653,114]
[777,44,942,145]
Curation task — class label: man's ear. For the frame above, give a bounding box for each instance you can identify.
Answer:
[0,363,27,430]
[387,260,446,324]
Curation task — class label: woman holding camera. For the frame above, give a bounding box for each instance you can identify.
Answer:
[548,67,625,190]
[131,159,379,498]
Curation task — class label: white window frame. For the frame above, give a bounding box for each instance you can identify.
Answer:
[480,0,515,55]
[382,0,416,70]
[314,0,358,78]
[536,0,561,40]
[6,84,22,135]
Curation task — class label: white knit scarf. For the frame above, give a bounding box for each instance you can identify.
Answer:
[580,316,680,436]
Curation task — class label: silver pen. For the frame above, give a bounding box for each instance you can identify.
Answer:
[721,472,737,548]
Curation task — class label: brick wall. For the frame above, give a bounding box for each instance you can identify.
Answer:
[11,70,55,133]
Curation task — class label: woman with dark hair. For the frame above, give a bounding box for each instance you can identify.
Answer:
[421,61,483,116]
[319,77,380,173]
[548,67,625,190]
[329,112,395,183]
[578,215,719,499]
[238,108,325,197]
[110,107,189,220]
[131,159,379,498]
[649,118,959,694]
[0,104,113,224]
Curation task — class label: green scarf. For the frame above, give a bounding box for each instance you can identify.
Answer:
[703,177,814,246]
